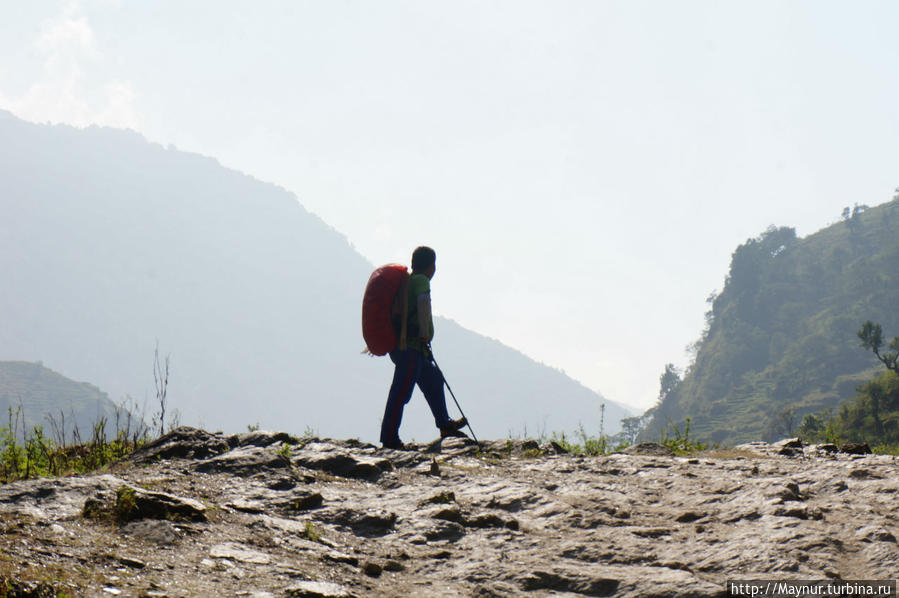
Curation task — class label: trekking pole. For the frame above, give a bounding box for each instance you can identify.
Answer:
[427,346,479,445]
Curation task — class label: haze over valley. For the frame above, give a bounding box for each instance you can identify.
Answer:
[0,112,630,443]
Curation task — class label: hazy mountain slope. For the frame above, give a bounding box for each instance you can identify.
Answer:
[643,200,899,444]
[0,361,120,440]
[0,111,628,442]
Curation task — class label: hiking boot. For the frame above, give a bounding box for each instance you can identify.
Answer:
[440,417,468,438]
[381,440,406,450]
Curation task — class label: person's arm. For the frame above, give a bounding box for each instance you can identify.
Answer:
[417,291,432,343]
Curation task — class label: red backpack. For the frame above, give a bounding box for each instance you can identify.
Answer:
[362,264,410,356]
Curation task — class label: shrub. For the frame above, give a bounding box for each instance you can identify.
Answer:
[660,418,706,455]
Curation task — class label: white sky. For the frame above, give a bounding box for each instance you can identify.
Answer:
[3,1,898,411]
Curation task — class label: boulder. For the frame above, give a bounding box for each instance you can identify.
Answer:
[839,442,872,455]
[115,485,207,522]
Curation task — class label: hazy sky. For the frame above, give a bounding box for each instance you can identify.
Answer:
[3,1,898,411]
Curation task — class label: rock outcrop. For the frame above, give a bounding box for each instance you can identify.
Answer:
[1,429,897,597]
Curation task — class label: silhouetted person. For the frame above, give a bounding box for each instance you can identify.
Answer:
[380,246,466,449]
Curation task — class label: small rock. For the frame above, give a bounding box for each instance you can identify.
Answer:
[775,438,804,449]
[631,527,672,538]
[430,507,463,523]
[775,481,803,501]
[423,521,466,542]
[274,490,325,513]
[322,551,359,567]
[485,487,532,512]
[268,477,298,491]
[420,491,455,506]
[840,442,872,455]
[117,555,147,569]
[383,560,405,572]
[674,511,704,523]
[774,505,808,519]
[361,561,383,577]
[543,441,569,455]
[225,500,265,514]
[464,513,511,529]
[319,508,397,537]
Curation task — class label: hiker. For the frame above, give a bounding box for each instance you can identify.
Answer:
[379,246,467,449]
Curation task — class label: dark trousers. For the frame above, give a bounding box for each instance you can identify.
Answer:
[380,348,451,445]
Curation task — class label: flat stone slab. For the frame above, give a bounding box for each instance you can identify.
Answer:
[209,542,271,565]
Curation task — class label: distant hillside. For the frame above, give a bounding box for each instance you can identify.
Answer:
[0,110,629,443]
[643,198,899,444]
[0,361,121,441]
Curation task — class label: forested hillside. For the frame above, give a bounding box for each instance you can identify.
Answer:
[643,197,899,444]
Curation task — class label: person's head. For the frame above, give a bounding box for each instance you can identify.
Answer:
[411,246,436,278]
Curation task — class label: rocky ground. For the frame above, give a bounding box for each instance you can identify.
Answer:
[0,428,896,597]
